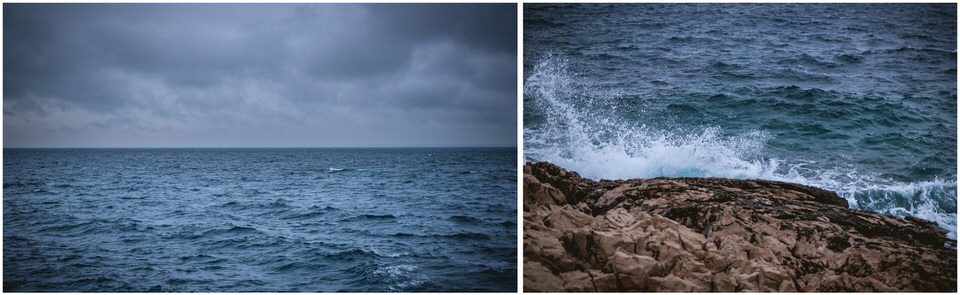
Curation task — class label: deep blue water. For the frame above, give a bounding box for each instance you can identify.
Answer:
[3,148,516,291]
[524,4,957,238]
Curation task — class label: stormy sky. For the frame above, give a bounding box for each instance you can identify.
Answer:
[4,4,517,147]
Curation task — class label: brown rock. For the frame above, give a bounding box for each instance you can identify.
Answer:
[523,161,957,292]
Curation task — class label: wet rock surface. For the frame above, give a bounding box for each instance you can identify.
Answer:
[523,162,956,291]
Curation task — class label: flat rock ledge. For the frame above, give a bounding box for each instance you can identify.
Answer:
[523,161,956,292]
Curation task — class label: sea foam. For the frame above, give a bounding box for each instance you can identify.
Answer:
[525,55,957,239]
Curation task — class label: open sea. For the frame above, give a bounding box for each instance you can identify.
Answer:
[524,4,957,238]
[3,148,516,291]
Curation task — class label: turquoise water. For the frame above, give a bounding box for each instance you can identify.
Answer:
[524,4,957,238]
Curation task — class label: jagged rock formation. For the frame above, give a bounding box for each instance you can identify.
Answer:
[523,161,956,291]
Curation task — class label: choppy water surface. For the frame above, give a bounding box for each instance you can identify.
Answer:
[524,4,957,238]
[4,148,516,291]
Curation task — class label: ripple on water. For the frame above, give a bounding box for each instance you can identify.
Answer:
[4,148,517,291]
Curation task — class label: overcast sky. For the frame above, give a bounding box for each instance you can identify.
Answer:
[4,4,517,148]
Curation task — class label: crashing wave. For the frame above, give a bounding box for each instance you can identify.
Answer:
[524,55,957,239]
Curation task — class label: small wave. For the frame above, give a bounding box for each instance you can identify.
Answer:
[448,215,483,224]
[281,210,329,221]
[525,17,565,28]
[890,46,954,54]
[199,225,263,238]
[165,278,216,286]
[594,53,627,61]
[38,220,99,234]
[309,205,340,211]
[218,199,292,211]
[360,214,396,219]
[666,36,718,44]
[325,248,385,261]
[264,199,292,209]
[57,254,83,262]
[218,201,242,208]
[665,103,700,113]
[834,53,864,63]
[3,180,44,188]
[445,232,491,240]
[271,261,326,273]
[177,254,225,264]
[222,279,268,288]
[778,54,840,68]
[707,61,743,70]
[388,231,494,240]
[272,262,302,272]
[775,68,835,83]
[342,214,398,222]
[69,276,117,289]
[364,246,409,258]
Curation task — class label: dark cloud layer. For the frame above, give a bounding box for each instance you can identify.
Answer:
[4,4,517,147]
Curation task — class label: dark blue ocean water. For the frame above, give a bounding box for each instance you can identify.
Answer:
[3,148,516,291]
[524,4,957,238]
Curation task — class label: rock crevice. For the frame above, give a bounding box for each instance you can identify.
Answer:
[523,161,956,291]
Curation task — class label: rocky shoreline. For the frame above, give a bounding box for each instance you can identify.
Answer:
[523,161,956,291]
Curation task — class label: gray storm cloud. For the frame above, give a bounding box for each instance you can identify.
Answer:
[3,3,517,147]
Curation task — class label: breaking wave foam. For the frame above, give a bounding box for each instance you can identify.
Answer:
[524,55,957,239]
